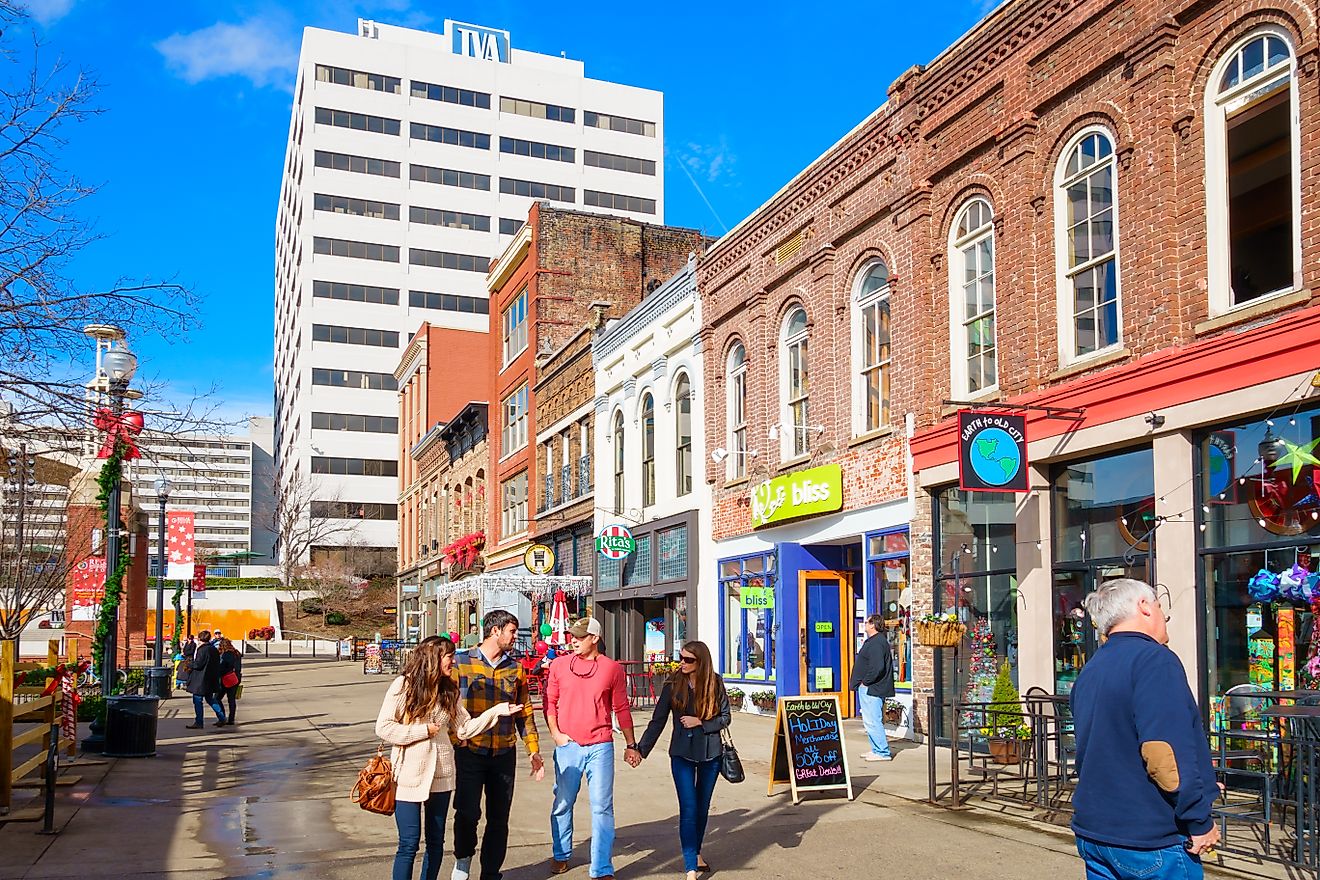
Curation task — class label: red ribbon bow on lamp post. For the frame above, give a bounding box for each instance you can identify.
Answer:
[94,407,144,459]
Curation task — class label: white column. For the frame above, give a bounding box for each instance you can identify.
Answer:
[1153,431,1200,697]
[1016,465,1054,692]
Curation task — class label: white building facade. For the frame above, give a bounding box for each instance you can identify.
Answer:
[591,258,715,662]
[274,18,666,566]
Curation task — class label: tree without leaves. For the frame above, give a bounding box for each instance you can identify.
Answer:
[272,470,356,616]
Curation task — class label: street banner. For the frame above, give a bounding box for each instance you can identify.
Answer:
[192,561,207,594]
[768,694,854,804]
[165,511,196,580]
[958,410,1029,493]
[70,557,107,621]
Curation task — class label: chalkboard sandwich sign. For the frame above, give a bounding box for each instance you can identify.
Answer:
[768,694,854,804]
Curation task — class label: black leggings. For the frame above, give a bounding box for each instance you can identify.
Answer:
[222,684,239,721]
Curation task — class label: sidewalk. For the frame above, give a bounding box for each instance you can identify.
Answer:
[0,659,1266,880]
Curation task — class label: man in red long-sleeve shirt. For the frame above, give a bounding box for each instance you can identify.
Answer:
[544,617,638,880]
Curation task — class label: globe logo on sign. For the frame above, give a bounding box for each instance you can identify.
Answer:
[969,426,1022,487]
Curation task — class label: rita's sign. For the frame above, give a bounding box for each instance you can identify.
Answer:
[751,463,843,528]
[958,410,1029,493]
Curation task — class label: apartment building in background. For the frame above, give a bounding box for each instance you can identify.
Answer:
[273,17,667,570]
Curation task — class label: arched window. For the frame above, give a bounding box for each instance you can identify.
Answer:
[640,393,656,507]
[1055,128,1121,361]
[675,373,692,497]
[1207,29,1299,309]
[780,308,810,457]
[950,199,996,394]
[612,411,625,515]
[852,261,892,434]
[727,344,748,478]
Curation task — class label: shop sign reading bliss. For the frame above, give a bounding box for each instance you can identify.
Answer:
[751,463,843,528]
[958,410,1029,493]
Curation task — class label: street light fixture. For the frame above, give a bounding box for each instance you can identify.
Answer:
[152,477,172,688]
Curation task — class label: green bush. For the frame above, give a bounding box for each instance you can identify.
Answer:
[199,577,281,588]
[300,598,323,615]
[78,695,105,723]
[988,660,1024,736]
[325,611,350,625]
[122,669,147,694]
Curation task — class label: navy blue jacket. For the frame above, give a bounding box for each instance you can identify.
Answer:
[1071,632,1219,849]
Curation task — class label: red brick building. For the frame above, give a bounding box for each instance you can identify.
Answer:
[700,0,1320,730]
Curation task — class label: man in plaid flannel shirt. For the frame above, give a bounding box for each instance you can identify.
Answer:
[451,609,544,880]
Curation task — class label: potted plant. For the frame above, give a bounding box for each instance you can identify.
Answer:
[915,611,966,647]
[883,698,905,726]
[985,660,1027,764]
[725,686,745,709]
[749,690,778,713]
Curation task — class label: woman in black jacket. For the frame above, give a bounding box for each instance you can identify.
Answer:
[217,638,243,726]
[638,641,730,880]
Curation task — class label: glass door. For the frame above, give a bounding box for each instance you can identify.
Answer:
[1052,559,1147,694]
[799,571,852,714]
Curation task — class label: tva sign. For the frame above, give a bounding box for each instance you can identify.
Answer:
[451,22,509,62]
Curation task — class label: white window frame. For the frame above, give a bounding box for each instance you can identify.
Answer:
[851,261,893,436]
[949,199,997,397]
[1205,27,1301,315]
[501,383,528,457]
[640,392,656,508]
[726,344,748,480]
[674,372,693,497]
[500,471,528,539]
[1054,126,1123,366]
[501,288,528,366]
[611,410,626,514]
[779,309,810,459]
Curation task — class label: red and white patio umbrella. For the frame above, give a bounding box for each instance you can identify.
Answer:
[548,590,570,646]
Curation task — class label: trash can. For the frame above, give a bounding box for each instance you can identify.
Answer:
[146,666,173,700]
[103,695,160,758]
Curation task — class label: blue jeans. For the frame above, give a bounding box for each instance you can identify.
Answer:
[671,755,720,872]
[856,690,891,757]
[1076,838,1203,880]
[394,791,452,880]
[192,693,226,725]
[551,741,615,878]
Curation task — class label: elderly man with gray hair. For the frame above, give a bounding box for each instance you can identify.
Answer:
[1070,578,1221,880]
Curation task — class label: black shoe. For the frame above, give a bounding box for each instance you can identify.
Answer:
[185,723,203,729]
[213,720,228,727]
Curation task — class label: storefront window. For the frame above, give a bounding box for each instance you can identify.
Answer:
[720,552,776,681]
[1200,403,1320,701]
[864,528,911,688]
[623,535,652,587]
[657,526,688,582]
[597,555,621,591]
[935,488,1017,735]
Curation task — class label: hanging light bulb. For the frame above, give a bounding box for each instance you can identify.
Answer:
[1199,524,1207,532]
[1258,518,1268,528]
[1202,505,1210,514]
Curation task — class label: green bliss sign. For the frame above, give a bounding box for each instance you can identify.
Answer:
[741,587,774,609]
[750,463,843,528]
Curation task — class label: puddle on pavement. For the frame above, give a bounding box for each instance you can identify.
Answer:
[198,794,347,863]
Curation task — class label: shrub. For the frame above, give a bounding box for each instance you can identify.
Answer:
[300,598,323,615]
[200,577,281,588]
[988,659,1024,736]
[325,611,350,625]
[725,687,745,705]
[122,669,147,694]
[78,695,105,723]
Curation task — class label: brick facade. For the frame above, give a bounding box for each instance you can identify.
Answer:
[698,0,1320,729]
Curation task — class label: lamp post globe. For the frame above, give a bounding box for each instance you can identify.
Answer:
[102,346,137,386]
[154,476,172,499]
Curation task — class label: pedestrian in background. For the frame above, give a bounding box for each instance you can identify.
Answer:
[1071,579,1221,880]
[185,629,227,729]
[217,638,243,726]
[377,636,520,880]
[544,617,637,880]
[637,640,729,880]
[849,614,895,762]
[451,610,544,880]
[461,625,481,649]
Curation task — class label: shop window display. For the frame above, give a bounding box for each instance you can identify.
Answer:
[934,488,1017,736]
[720,552,776,681]
[864,529,911,687]
[1201,404,1320,701]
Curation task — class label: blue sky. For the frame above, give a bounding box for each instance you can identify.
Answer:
[20,0,1000,426]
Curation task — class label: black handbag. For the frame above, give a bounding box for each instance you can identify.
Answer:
[719,728,745,784]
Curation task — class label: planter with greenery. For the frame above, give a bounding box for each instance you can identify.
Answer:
[749,690,778,713]
[883,698,905,726]
[983,660,1030,764]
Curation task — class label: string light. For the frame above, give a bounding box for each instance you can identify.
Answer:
[1199,524,1207,532]
[1202,505,1210,514]
[1258,518,1268,528]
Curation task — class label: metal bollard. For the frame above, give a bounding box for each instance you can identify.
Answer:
[38,723,58,835]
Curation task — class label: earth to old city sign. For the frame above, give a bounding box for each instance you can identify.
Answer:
[958,410,1029,493]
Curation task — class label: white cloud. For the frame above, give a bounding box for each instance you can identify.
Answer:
[155,17,297,90]
[683,138,736,184]
[21,0,75,25]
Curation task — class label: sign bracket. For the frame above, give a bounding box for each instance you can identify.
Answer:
[943,399,1085,420]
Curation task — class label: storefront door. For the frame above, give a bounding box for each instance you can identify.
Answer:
[799,571,853,714]
[1052,559,1148,693]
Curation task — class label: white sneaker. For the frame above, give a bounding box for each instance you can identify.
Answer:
[865,753,892,762]
[860,751,878,760]
[452,857,472,880]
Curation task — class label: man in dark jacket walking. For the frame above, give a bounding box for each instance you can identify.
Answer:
[849,614,895,761]
[1072,579,1220,880]
[185,629,227,729]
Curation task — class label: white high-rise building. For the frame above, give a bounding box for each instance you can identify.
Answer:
[274,18,665,568]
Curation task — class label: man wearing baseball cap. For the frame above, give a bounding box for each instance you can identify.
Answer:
[544,616,638,880]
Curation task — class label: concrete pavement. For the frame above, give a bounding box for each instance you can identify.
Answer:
[0,658,1228,880]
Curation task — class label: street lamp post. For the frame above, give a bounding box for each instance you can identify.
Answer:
[97,341,137,692]
[153,477,171,662]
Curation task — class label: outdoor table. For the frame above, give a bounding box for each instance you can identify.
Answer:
[1259,705,1320,866]
[1251,691,1320,702]
[1023,694,1074,806]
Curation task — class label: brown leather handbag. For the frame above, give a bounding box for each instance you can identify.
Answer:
[351,744,396,815]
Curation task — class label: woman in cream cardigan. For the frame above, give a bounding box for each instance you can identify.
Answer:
[377,636,520,880]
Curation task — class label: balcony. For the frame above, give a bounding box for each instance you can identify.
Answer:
[559,464,571,506]
[541,474,553,512]
[578,454,591,495]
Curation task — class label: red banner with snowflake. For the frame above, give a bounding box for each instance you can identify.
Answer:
[165,511,195,580]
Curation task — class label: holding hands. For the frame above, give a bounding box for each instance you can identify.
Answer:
[623,745,642,768]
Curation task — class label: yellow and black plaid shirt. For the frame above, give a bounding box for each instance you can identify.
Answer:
[453,647,539,756]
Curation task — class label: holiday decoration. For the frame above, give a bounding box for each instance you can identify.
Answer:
[1248,569,1281,603]
[1279,607,1297,692]
[93,407,143,459]
[962,616,998,707]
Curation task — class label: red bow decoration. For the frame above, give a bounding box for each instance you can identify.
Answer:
[94,407,144,459]
[36,660,89,701]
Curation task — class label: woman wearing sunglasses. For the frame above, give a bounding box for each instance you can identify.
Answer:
[637,641,730,880]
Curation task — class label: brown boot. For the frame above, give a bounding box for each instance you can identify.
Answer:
[550,860,570,875]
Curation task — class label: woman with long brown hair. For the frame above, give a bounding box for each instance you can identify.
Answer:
[376,636,520,880]
[637,641,731,880]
